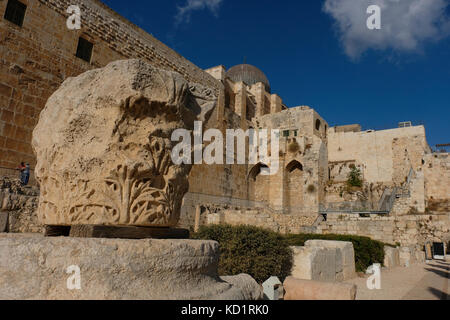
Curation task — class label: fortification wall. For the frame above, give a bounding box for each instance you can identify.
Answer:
[424,153,450,202]
[328,126,429,184]
[0,0,219,169]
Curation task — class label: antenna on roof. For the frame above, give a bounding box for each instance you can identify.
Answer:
[243,56,247,65]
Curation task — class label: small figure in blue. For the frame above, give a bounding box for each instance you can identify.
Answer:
[17,162,30,186]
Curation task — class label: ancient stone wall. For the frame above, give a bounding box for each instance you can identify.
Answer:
[328,126,429,184]
[0,0,219,169]
[0,176,41,233]
[316,213,449,247]
[205,209,317,234]
[423,153,450,205]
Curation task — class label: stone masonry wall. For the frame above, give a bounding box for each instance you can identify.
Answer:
[328,126,429,184]
[0,0,219,169]
[0,176,41,233]
[424,153,450,203]
[205,209,317,234]
[317,213,449,247]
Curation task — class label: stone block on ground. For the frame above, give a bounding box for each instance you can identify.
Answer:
[220,274,263,300]
[399,246,417,267]
[415,249,426,263]
[262,276,283,300]
[283,277,357,300]
[305,239,356,281]
[384,246,400,268]
[0,234,258,300]
[290,246,337,282]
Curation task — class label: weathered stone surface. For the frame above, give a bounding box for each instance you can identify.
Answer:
[0,212,8,232]
[0,234,258,300]
[262,276,283,300]
[317,213,450,247]
[32,59,216,228]
[220,274,263,300]
[283,277,357,300]
[0,177,42,233]
[305,240,356,281]
[399,246,418,267]
[384,246,400,268]
[290,246,337,282]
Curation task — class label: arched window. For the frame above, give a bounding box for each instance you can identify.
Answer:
[315,119,322,131]
[248,163,269,181]
[286,160,303,173]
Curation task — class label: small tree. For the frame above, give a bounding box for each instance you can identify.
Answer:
[347,167,363,187]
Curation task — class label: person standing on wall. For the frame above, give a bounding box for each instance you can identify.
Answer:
[22,163,30,186]
[17,162,29,185]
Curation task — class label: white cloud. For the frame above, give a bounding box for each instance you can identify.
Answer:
[175,0,223,25]
[323,0,450,59]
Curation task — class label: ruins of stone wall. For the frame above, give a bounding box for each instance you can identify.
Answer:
[324,181,388,210]
[0,177,41,233]
[424,153,450,206]
[205,209,317,234]
[392,136,426,185]
[328,126,429,184]
[0,0,219,169]
[316,213,449,247]
[328,160,359,183]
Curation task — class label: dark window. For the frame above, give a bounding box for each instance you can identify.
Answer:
[4,0,27,27]
[283,130,290,137]
[76,37,93,62]
[315,119,322,131]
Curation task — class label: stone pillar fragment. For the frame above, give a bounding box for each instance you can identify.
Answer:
[32,59,216,228]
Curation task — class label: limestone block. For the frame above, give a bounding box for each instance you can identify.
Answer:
[283,277,357,300]
[262,276,283,300]
[32,60,216,227]
[305,240,356,281]
[415,250,426,263]
[383,246,400,268]
[0,234,259,300]
[220,274,263,300]
[399,246,417,267]
[290,246,337,282]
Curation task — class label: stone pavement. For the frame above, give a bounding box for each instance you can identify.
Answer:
[344,260,449,300]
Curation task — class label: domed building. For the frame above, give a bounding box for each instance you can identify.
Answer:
[225,64,271,93]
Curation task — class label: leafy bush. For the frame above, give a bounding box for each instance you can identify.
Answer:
[192,225,293,283]
[283,233,385,272]
[347,167,363,187]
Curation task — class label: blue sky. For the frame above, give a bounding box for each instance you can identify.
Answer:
[101,0,450,148]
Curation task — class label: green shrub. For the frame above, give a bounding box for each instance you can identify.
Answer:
[192,224,293,283]
[283,233,385,272]
[347,167,363,187]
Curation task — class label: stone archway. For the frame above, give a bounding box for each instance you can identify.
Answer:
[248,163,270,202]
[285,160,304,214]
